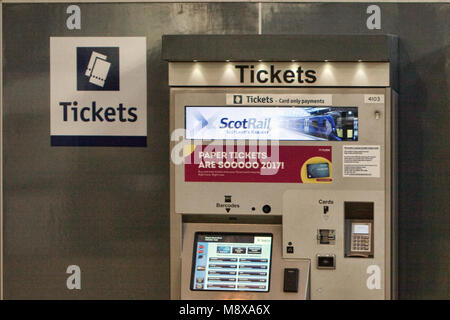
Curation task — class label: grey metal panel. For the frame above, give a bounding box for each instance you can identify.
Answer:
[261,2,449,300]
[2,2,258,299]
[390,89,399,299]
[162,34,398,62]
[388,36,399,91]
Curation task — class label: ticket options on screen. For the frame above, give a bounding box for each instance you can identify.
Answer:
[191,233,273,292]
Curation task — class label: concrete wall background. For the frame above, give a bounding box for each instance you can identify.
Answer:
[2,2,449,299]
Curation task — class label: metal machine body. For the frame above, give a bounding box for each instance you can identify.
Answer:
[164,35,398,300]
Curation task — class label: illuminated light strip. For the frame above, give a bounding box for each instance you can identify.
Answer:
[1,0,437,3]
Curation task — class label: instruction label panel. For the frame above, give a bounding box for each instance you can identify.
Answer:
[226,94,332,106]
[343,145,380,177]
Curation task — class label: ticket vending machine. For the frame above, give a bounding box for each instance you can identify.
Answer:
[163,35,398,300]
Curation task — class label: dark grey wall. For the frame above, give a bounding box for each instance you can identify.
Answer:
[2,2,449,299]
[2,2,258,299]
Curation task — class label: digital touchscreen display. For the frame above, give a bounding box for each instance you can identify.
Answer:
[353,224,370,234]
[185,106,358,141]
[191,232,273,292]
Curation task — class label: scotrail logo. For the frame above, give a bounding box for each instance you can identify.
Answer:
[187,110,214,139]
[219,117,271,129]
[192,111,210,129]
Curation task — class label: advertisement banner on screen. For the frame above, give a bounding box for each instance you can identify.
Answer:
[184,145,332,183]
[185,106,358,141]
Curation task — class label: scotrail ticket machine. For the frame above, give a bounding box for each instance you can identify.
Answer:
[163,35,398,300]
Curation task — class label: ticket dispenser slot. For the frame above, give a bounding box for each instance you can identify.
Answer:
[344,202,374,258]
[283,268,299,292]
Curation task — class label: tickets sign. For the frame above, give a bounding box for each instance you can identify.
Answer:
[50,37,147,147]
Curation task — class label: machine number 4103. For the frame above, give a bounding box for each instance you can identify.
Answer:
[364,94,385,104]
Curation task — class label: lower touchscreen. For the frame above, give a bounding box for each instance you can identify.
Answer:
[190,232,273,292]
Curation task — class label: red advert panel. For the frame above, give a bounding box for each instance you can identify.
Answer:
[184,145,332,183]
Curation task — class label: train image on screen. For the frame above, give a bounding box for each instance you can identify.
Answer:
[279,107,358,141]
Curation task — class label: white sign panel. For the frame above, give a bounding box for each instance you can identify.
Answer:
[343,145,381,177]
[226,94,332,106]
[50,37,147,146]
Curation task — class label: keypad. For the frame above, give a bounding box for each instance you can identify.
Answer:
[351,234,370,252]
